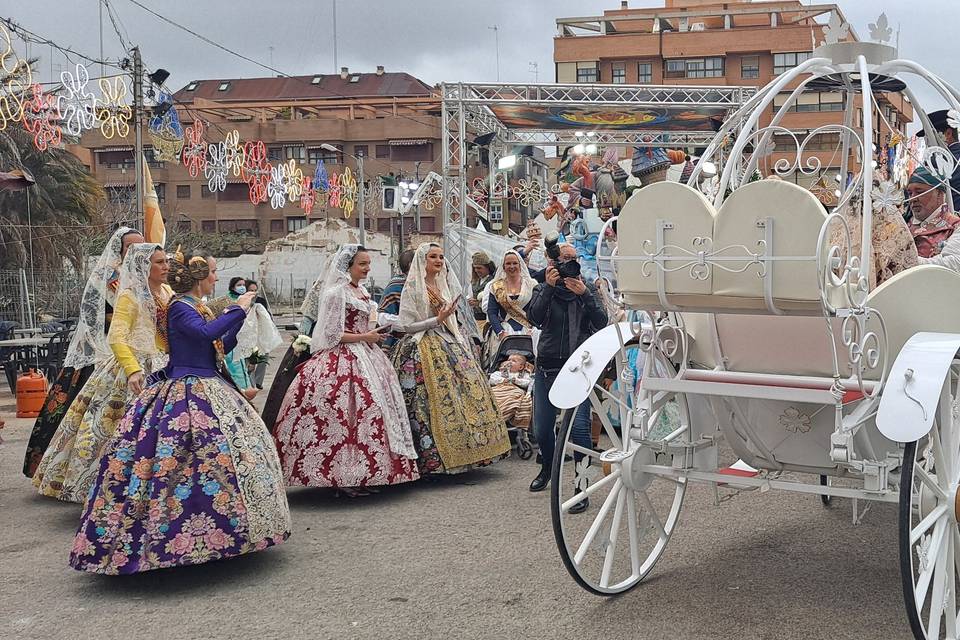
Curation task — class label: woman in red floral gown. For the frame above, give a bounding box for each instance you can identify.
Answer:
[273,245,419,495]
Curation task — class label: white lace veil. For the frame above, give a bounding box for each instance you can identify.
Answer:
[108,243,167,371]
[300,273,325,322]
[309,244,363,352]
[234,303,283,359]
[490,249,537,308]
[63,226,136,369]
[399,242,465,344]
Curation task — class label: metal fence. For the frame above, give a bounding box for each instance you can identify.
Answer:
[0,268,85,327]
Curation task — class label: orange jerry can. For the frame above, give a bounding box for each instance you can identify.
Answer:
[16,369,48,418]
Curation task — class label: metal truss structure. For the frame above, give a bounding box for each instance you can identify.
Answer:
[440,81,755,284]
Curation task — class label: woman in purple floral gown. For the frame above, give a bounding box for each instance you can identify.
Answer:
[69,250,291,575]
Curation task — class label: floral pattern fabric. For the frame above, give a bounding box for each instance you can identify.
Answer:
[908,205,960,259]
[273,296,419,488]
[260,344,310,434]
[828,205,919,289]
[32,357,132,503]
[22,365,94,478]
[69,375,290,575]
[393,330,511,474]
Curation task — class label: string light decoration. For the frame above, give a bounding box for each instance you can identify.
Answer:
[364,176,383,209]
[282,158,303,203]
[148,92,184,161]
[223,129,244,177]
[299,176,316,215]
[327,172,342,209]
[313,160,329,190]
[56,63,96,136]
[241,140,270,204]
[0,23,31,131]
[204,141,228,193]
[267,163,288,209]
[96,76,131,139]
[511,177,547,208]
[420,181,444,211]
[338,166,358,218]
[180,119,208,178]
[21,83,62,151]
[470,177,489,209]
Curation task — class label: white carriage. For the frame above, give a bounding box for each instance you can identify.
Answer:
[548,21,960,640]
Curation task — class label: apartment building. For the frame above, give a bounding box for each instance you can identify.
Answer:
[75,67,442,242]
[554,0,912,190]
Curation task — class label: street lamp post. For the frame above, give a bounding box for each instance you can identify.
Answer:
[320,143,364,245]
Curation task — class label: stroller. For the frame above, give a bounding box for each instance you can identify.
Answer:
[486,333,536,460]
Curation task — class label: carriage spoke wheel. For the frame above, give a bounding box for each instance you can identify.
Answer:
[900,372,960,640]
[551,353,688,595]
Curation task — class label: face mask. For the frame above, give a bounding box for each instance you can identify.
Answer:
[234,285,246,294]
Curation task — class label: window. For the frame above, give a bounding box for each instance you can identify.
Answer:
[354,145,368,157]
[772,91,844,113]
[377,218,392,233]
[267,146,283,162]
[741,56,760,79]
[177,219,192,232]
[218,82,230,91]
[419,217,436,232]
[611,62,626,84]
[391,143,432,162]
[107,185,135,205]
[98,150,134,169]
[773,51,812,74]
[219,183,248,201]
[185,82,198,91]
[201,184,214,199]
[376,144,390,159]
[201,220,216,232]
[665,57,724,79]
[155,183,165,204]
[284,145,305,161]
[665,60,686,79]
[308,146,340,164]
[311,75,322,85]
[286,216,307,232]
[576,62,599,83]
[176,185,191,199]
[219,219,259,235]
[637,62,653,84]
[270,219,285,233]
[350,75,361,83]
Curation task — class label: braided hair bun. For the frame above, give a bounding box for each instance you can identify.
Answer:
[168,247,211,294]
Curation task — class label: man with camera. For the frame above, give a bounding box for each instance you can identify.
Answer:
[527,241,607,512]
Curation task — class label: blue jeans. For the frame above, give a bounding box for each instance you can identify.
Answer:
[534,367,593,467]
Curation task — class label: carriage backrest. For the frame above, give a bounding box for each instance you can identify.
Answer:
[617,180,829,314]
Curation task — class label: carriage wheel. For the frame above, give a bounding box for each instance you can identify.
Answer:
[551,354,688,595]
[900,371,960,640]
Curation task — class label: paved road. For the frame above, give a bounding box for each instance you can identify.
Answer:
[0,349,912,640]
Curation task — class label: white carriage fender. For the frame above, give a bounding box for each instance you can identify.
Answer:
[548,322,640,410]
[876,332,960,443]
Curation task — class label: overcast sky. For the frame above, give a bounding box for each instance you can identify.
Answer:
[5,0,957,114]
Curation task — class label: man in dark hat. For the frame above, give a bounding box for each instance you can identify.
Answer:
[918,109,960,210]
[905,165,960,258]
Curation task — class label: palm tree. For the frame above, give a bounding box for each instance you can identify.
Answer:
[0,59,105,272]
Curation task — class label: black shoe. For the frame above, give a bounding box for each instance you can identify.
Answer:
[569,496,590,514]
[529,466,550,492]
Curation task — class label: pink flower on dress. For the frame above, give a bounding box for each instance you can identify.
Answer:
[183,513,215,535]
[191,410,211,430]
[72,533,93,556]
[204,528,234,551]
[111,551,129,568]
[173,412,192,431]
[168,532,195,556]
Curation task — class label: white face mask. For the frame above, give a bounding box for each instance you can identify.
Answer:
[234,285,246,295]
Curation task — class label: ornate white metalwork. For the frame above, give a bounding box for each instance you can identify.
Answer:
[204,141,228,193]
[638,237,768,280]
[56,63,96,136]
[871,181,903,217]
[868,13,893,44]
[821,11,849,46]
[267,163,288,210]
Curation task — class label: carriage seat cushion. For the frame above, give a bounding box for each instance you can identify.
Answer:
[618,180,828,314]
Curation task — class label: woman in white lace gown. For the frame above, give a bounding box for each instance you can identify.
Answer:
[273,245,419,495]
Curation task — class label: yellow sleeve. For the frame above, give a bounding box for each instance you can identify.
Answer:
[108,292,143,377]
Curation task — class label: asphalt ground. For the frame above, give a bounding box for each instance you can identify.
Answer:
[0,343,913,640]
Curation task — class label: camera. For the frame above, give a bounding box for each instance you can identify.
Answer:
[557,259,581,280]
[544,231,561,261]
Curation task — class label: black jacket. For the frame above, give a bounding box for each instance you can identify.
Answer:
[528,280,607,372]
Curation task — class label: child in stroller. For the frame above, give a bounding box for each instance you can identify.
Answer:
[487,335,536,459]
